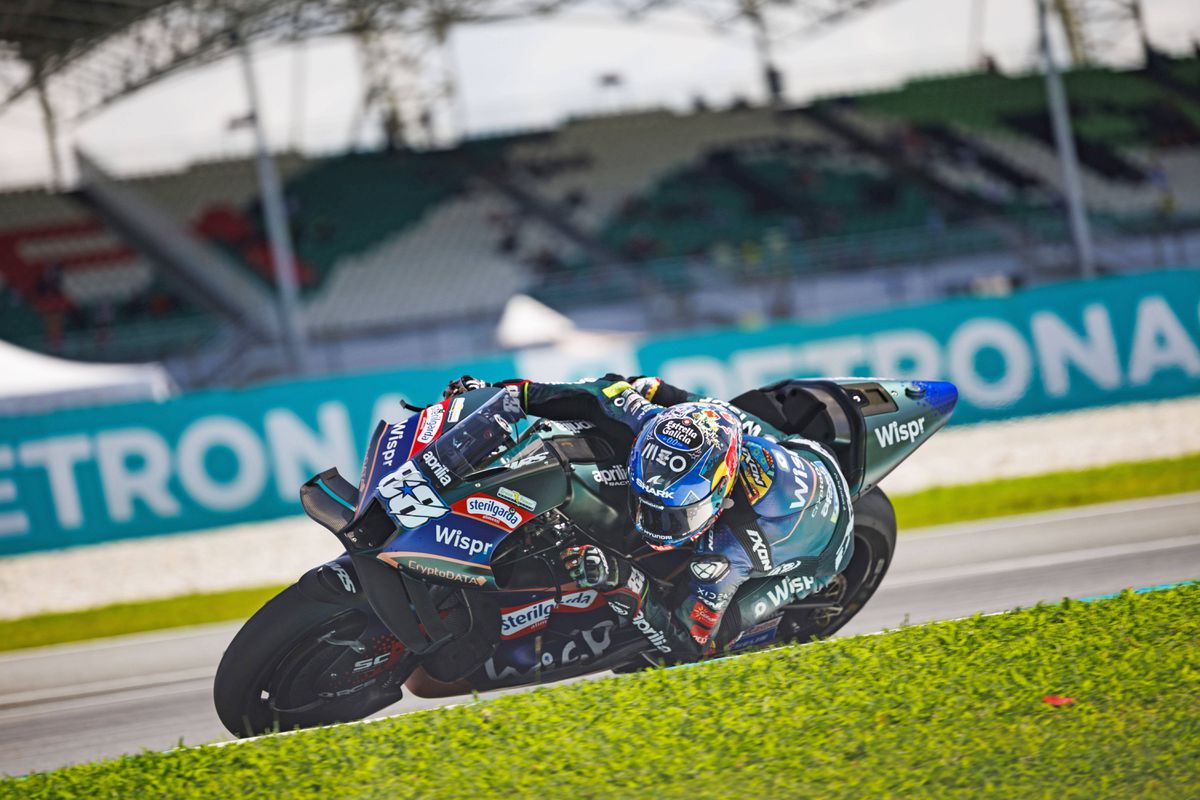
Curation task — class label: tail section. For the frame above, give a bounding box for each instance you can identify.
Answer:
[849,379,957,494]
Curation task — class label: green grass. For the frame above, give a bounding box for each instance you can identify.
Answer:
[0,585,285,652]
[892,452,1200,529]
[5,582,1197,798]
[3,453,1197,654]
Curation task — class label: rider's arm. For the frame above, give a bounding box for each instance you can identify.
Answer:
[560,535,750,661]
[496,375,662,438]
[626,376,788,441]
[613,525,756,661]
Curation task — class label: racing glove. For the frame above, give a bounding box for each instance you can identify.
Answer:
[561,545,622,591]
[562,545,648,619]
[443,375,490,398]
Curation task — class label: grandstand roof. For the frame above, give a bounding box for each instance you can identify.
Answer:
[0,0,897,119]
[0,0,579,118]
[2,1,171,64]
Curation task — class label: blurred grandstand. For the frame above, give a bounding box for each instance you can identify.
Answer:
[0,0,1197,388]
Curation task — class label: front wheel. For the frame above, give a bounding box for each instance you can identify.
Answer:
[778,487,897,643]
[213,584,412,737]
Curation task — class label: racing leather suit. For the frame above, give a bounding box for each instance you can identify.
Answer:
[498,374,855,660]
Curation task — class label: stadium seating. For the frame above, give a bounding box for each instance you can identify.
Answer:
[1,55,1197,364]
[853,65,1200,217]
[305,192,529,332]
[0,188,214,361]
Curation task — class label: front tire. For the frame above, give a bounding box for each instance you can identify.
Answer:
[779,487,897,643]
[214,584,410,737]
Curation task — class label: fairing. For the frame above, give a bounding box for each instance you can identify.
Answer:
[295,378,955,691]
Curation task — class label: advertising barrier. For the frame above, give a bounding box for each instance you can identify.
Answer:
[0,355,513,555]
[634,269,1200,424]
[1,269,1197,555]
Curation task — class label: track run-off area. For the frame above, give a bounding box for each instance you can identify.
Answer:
[0,491,1197,776]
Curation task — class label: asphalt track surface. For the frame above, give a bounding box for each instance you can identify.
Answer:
[2,492,1198,777]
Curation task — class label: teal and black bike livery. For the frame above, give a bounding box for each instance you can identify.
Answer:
[214,377,957,737]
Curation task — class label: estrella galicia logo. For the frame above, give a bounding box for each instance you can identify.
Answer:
[655,417,702,452]
[689,556,730,583]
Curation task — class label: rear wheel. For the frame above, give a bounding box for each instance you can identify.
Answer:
[213,584,411,738]
[778,487,896,643]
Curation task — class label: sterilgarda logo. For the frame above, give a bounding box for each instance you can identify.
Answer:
[461,495,524,530]
[416,404,446,446]
[873,417,926,449]
[500,590,601,639]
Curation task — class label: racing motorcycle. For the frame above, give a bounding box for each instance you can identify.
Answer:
[214,378,957,737]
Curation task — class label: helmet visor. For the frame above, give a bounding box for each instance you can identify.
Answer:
[631,494,716,545]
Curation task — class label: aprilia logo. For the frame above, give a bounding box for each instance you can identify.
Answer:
[591,465,629,486]
[632,611,672,654]
[422,450,452,487]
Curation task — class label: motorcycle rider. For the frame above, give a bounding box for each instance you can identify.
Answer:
[445,374,855,660]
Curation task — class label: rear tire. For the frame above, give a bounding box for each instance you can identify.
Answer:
[213,584,410,738]
[779,487,896,643]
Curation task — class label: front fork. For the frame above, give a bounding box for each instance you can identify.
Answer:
[295,556,419,695]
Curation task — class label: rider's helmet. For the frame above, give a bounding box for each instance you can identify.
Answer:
[628,402,743,549]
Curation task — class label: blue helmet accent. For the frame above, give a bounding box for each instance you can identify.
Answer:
[628,403,743,548]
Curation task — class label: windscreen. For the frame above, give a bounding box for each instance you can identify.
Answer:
[423,389,526,483]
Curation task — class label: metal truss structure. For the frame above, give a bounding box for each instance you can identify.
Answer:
[1052,0,1149,66]
[0,0,906,123]
[2,0,1154,180]
[0,1,573,121]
